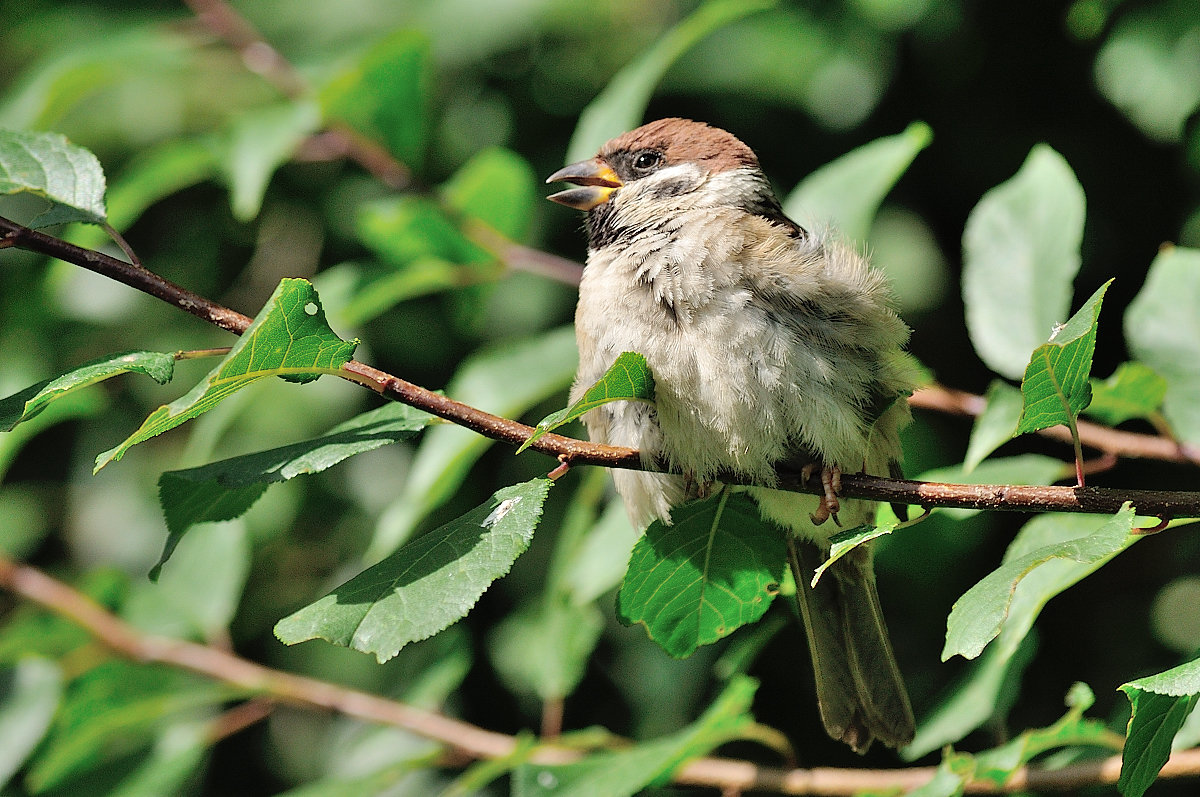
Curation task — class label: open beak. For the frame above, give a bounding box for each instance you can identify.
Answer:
[545,158,622,210]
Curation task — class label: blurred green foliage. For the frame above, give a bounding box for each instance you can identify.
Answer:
[3,0,1200,795]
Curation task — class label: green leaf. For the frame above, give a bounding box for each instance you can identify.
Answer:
[962,380,1024,472]
[561,499,640,606]
[617,491,785,658]
[782,120,933,241]
[962,144,1086,380]
[95,279,357,471]
[811,520,897,586]
[0,129,106,226]
[918,454,1068,520]
[125,522,249,639]
[1015,280,1112,436]
[321,29,430,165]
[1085,362,1168,426]
[905,752,975,797]
[276,478,552,662]
[357,196,486,266]
[565,0,774,163]
[153,402,432,577]
[903,633,1037,760]
[1,350,174,433]
[106,722,209,797]
[488,597,604,701]
[0,658,62,788]
[102,138,219,232]
[222,100,321,222]
[1120,678,1200,797]
[519,351,654,454]
[441,146,536,241]
[1125,246,1200,443]
[1120,658,1200,797]
[366,326,577,562]
[513,675,757,797]
[943,505,1136,661]
[26,661,232,792]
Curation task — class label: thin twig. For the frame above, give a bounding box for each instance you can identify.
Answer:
[3,213,1200,518]
[0,553,1197,796]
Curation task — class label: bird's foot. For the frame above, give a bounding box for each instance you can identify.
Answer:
[802,463,842,526]
[683,470,715,501]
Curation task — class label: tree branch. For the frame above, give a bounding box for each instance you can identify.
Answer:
[0,553,1197,795]
[3,212,1200,519]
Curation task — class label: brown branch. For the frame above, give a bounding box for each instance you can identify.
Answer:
[0,553,1197,795]
[4,212,1200,518]
[911,386,1200,467]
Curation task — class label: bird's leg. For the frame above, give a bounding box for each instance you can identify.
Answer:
[803,463,842,526]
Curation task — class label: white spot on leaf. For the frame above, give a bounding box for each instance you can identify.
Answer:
[304,301,318,316]
[482,497,521,528]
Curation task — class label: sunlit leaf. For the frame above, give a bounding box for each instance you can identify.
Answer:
[962,145,1085,380]
[1015,280,1112,435]
[1125,246,1200,443]
[513,676,757,797]
[0,129,106,226]
[1120,659,1200,797]
[276,479,552,663]
[783,120,932,241]
[944,505,1136,661]
[1085,361,1168,426]
[519,351,654,453]
[565,0,774,163]
[1,350,173,432]
[95,279,357,471]
[617,491,785,658]
[153,402,432,578]
[811,520,896,586]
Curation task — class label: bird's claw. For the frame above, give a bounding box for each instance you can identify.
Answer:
[803,463,842,526]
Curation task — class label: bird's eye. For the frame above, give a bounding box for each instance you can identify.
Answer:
[632,151,663,172]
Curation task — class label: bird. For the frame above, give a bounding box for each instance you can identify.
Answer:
[546,118,917,752]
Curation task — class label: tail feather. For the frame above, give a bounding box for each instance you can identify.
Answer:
[788,537,915,753]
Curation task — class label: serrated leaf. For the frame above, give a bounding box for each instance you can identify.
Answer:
[94,279,357,471]
[1119,658,1200,797]
[222,100,321,222]
[963,380,1024,472]
[783,121,932,242]
[617,491,785,658]
[1120,688,1199,797]
[367,326,577,562]
[943,505,1136,661]
[811,520,897,586]
[1015,280,1112,436]
[321,29,430,165]
[152,402,432,578]
[1,350,174,433]
[0,658,62,788]
[1125,247,1200,443]
[441,146,536,241]
[513,675,757,797]
[1086,362,1168,426]
[963,145,1085,380]
[519,351,654,454]
[276,478,552,663]
[0,129,106,226]
[565,0,774,163]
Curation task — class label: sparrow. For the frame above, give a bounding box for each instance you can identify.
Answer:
[546,118,918,752]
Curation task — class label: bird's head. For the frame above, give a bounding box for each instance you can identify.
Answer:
[546,118,796,247]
